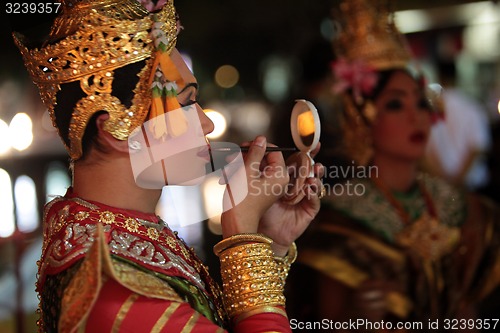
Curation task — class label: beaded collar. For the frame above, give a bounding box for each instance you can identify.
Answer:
[323,174,466,244]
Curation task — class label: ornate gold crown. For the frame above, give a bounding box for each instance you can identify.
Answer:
[13,0,178,159]
[332,0,415,166]
[334,0,411,70]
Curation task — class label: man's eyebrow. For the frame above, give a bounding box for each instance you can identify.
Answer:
[178,82,199,94]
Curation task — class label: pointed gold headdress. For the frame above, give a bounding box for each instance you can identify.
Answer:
[13,0,180,159]
[334,0,411,71]
[332,0,415,166]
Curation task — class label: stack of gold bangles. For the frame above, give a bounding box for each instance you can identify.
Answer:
[214,234,296,320]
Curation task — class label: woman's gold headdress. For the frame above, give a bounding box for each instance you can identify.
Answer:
[332,0,414,165]
[334,0,411,71]
[13,0,179,159]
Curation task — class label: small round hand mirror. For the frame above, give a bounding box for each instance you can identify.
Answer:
[283,99,321,204]
[290,99,321,155]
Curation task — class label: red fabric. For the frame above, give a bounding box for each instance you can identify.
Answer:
[84,279,291,332]
[85,279,134,333]
[235,310,292,333]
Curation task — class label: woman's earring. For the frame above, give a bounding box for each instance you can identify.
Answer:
[362,101,377,123]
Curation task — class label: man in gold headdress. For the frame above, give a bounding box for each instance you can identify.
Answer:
[287,0,500,330]
[13,0,325,332]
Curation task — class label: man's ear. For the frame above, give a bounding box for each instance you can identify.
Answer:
[95,113,130,153]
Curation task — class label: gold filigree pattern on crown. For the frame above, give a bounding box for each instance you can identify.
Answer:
[335,0,411,70]
[13,0,178,159]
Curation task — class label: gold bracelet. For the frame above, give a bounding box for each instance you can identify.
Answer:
[218,242,286,318]
[213,233,273,256]
[274,242,297,284]
[274,242,297,265]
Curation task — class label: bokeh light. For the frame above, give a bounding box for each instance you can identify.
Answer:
[205,109,228,139]
[0,119,10,155]
[15,175,40,233]
[0,168,15,238]
[215,65,239,89]
[9,112,33,151]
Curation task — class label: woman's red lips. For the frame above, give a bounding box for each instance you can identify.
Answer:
[409,131,426,143]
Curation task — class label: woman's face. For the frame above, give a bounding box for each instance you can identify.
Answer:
[371,70,432,162]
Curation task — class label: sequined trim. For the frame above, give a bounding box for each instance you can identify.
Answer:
[109,230,206,291]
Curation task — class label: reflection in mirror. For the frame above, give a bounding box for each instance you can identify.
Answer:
[297,110,315,147]
[291,99,320,153]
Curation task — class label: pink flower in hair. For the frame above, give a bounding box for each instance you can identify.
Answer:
[332,58,378,104]
[137,0,168,12]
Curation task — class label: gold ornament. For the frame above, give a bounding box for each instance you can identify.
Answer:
[396,213,460,261]
[213,233,273,256]
[334,0,411,71]
[333,0,414,165]
[217,242,286,319]
[13,0,178,159]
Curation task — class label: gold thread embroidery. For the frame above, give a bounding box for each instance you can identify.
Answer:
[151,302,181,333]
[75,211,90,221]
[111,293,139,333]
[148,227,160,240]
[111,259,183,302]
[58,225,103,333]
[125,218,139,232]
[180,312,200,333]
[100,211,116,225]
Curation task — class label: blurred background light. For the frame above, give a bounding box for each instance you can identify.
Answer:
[320,18,335,41]
[215,65,239,89]
[0,168,15,238]
[395,9,431,33]
[0,119,10,155]
[44,161,71,202]
[9,113,33,151]
[232,102,271,138]
[262,56,293,103]
[202,175,224,235]
[14,175,39,233]
[205,109,227,139]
